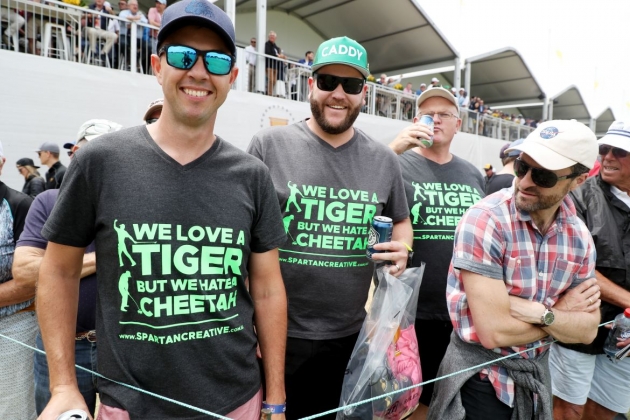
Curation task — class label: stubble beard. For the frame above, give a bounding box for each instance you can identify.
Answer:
[310,97,361,135]
[515,182,571,213]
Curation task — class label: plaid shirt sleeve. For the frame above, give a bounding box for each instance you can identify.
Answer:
[452,206,505,280]
[573,226,596,284]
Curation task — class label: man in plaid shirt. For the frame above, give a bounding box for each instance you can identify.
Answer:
[428,120,602,420]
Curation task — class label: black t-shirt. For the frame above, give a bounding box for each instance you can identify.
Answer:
[485,173,514,195]
[248,122,409,339]
[398,151,485,321]
[42,126,286,418]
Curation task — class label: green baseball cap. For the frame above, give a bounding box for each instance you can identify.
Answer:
[311,36,369,78]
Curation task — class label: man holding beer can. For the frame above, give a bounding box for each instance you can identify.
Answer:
[248,36,412,419]
[389,87,485,418]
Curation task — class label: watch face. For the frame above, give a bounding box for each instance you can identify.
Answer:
[543,310,555,325]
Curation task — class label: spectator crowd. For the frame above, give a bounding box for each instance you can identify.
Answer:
[3,4,629,420]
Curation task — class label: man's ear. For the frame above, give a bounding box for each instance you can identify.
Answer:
[570,173,589,191]
[229,65,239,85]
[152,53,163,86]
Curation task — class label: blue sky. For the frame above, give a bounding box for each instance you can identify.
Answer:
[418,0,630,123]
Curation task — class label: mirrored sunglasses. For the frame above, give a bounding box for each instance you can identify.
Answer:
[514,157,579,188]
[159,45,234,76]
[314,73,365,95]
[599,145,629,158]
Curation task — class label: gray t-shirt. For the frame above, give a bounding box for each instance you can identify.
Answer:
[248,121,409,340]
[42,126,286,418]
[398,151,484,321]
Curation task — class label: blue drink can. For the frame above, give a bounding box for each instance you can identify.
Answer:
[418,114,434,148]
[366,216,393,260]
[56,410,89,420]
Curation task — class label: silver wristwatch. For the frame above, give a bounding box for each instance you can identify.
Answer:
[540,304,555,326]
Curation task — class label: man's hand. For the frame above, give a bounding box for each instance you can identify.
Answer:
[371,241,408,277]
[554,278,600,313]
[388,122,433,155]
[38,385,92,420]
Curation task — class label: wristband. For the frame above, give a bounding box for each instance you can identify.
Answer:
[262,402,286,414]
[401,241,414,266]
[400,241,413,253]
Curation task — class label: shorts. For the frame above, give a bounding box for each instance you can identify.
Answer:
[97,387,263,420]
[549,343,630,413]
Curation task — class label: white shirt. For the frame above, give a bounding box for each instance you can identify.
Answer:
[612,185,630,208]
[108,18,120,33]
[244,45,257,66]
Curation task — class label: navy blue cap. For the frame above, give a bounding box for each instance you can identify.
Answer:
[505,138,525,158]
[157,0,236,55]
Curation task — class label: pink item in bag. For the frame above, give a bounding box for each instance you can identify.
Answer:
[381,325,422,419]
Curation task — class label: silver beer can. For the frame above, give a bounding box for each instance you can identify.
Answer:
[418,114,434,148]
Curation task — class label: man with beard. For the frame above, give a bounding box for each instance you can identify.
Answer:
[550,121,630,420]
[248,36,412,419]
[428,120,601,420]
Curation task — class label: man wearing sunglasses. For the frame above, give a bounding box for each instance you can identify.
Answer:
[248,36,412,419]
[551,121,630,420]
[36,1,288,419]
[14,119,121,417]
[429,120,601,420]
[388,87,485,418]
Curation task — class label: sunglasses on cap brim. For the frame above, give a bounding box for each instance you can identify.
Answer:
[314,73,365,95]
[514,157,580,188]
[159,45,234,76]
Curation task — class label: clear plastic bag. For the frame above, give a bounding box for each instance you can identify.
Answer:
[337,264,425,420]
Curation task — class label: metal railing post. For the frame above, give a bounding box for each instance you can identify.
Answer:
[130,22,137,73]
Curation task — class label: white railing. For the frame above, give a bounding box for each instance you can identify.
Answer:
[459,109,535,141]
[238,49,311,101]
[0,0,158,73]
[0,0,536,138]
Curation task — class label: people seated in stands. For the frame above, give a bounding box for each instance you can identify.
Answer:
[86,0,118,64]
[376,73,401,117]
[118,0,149,73]
[430,77,440,88]
[416,83,427,95]
[147,0,165,55]
[403,82,413,94]
[25,0,42,55]
[1,7,25,50]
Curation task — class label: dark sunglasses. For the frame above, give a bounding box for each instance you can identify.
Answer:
[314,73,365,95]
[67,151,73,157]
[146,118,159,125]
[514,158,580,188]
[158,45,234,76]
[599,145,629,158]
